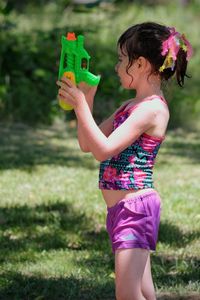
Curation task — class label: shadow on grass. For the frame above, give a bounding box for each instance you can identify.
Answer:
[158,220,200,248]
[1,202,199,258]
[0,200,114,299]
[0,201,110,264]
[1,270,200,300]
[0,123,97,171]
[0,271,115,300]
[3,202,199,264]
[152,254,200,291]
[160,131,200,165]
[1,202,200,299]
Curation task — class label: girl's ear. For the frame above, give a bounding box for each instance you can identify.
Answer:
[137,56,151,72]
[137,56,146,67]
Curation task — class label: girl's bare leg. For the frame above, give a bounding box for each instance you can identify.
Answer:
[115,248,149,300]
[141,254,156,300]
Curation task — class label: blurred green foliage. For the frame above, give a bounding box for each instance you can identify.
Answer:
[0,30,57,123]
[0,0,200,128]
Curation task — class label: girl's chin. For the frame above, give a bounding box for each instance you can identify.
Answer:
[119,80,134,90]
[120,83,133,90]
[118,78,134,89]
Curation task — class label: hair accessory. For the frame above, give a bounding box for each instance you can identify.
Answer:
[159,27,193,72]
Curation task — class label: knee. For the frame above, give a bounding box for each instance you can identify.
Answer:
[142,288,156,300]
[144,293,156,300]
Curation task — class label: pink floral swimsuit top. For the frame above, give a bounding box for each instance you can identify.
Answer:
[99,96,167,190]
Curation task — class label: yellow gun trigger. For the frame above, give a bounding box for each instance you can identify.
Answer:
[63,71,76,83]
[59,71,76,111]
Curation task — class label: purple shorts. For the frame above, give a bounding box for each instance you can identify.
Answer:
[106,190,161,253]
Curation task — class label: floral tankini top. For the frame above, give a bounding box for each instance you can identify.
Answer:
[99,96,167,190]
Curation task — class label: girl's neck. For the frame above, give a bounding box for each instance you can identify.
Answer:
[134,75,163,101]
[135,90,163,102]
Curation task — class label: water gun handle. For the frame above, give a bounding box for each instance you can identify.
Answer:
[81,71,100,86]
[59,71,75,111]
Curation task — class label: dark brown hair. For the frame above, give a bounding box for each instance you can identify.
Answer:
[118,22,190,87]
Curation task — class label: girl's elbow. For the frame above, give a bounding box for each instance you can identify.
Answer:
[79,144,90,153]
[94,150,111,162]
[95,155,105,162]
[82,148,90,153]
[94,155,106,162]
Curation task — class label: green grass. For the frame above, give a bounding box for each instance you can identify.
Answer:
[0,121,199,299]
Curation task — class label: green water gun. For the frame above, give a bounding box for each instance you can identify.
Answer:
[58,32,100,110]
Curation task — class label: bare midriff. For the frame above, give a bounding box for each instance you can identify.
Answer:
[101,188,155,208]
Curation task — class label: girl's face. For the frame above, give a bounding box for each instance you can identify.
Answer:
[115,47,139,89]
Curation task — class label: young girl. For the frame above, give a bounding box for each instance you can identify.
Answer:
[57,22,192,300]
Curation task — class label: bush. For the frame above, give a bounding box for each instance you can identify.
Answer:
[0,0,199,129]
[0,29,60,123]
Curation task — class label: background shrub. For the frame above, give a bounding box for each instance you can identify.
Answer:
[0,0,199,129]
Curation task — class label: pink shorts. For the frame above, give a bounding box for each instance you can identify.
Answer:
[106,190,161,253]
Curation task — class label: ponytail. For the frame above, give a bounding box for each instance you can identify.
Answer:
[176,48,189,87]
[159,27,193,87]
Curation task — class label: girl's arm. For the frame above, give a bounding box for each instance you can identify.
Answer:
[57,78,157,161]
[78,96,132,152]
[98,99,133,136]
[76,83,119,152]
[77,96,93,152]
[78,107,115,152]
[75,100,157,161]
[76,82,97,152]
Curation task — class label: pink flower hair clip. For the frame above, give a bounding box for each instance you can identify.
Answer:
[159,27,193,72]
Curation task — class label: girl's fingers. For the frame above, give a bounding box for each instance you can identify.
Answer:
[57,78,85,105]
[56,77,75,89]
[57,84,75,101]
[58,89,75,105]
[56,79,79,97]
[61,83,84,100]
[56,80,62,87]
[61,76,75,87]
[56,80,71,92]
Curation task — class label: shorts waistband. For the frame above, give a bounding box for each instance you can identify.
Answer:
[107,189,158,213]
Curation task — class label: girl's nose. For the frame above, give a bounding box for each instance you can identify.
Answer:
[115,63,119,73]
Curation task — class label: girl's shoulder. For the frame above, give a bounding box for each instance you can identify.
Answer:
[114,98,135,116]
[126,95,168,114]
[114,95,169,120]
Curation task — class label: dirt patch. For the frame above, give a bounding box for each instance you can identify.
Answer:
[157,292,200,300]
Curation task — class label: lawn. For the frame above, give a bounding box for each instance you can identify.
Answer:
[0,121,199,299]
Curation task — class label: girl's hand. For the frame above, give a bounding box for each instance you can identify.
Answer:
[56,77,86,109]
[78,81,98,102]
